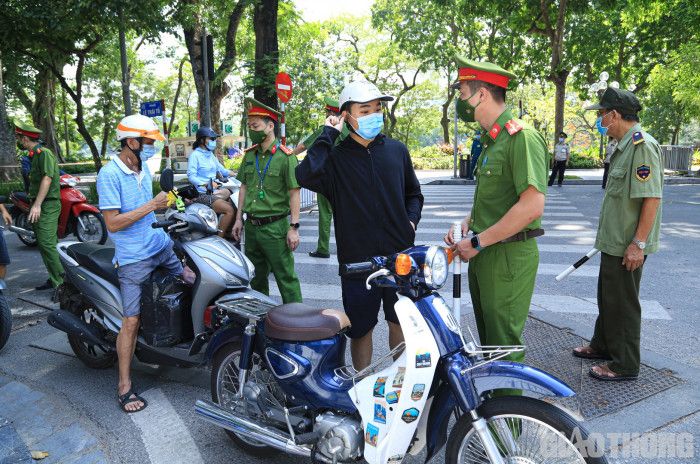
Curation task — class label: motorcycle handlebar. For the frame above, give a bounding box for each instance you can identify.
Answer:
[341,261,377,276]
[151,219,177,229]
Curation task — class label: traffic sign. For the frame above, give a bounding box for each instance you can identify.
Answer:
[275,72,293,103]
[140,100,163,117]
[189,121,199,135]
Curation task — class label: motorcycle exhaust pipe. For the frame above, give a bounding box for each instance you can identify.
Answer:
[8,225,35,239]
[47,309,110,347]
[195,399,311,457]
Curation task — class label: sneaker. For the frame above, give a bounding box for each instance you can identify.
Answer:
[35,279,53,291]
[308,251,330,259]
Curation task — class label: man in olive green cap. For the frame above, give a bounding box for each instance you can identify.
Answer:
[292,96,349,258]
[573,87,663,381]
[444,56,548,386]
[14,122,64,290]
[231,98,302,303]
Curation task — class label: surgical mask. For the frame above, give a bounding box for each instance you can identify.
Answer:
[206,140,217,151]
[460,90,482,123]
[559,137,565,143]
[596,113,612,137]
[350,113,384,140]
[249,128,267,144]
[140,144,157,161]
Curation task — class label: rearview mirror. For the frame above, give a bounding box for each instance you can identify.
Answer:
[160,168,174,192]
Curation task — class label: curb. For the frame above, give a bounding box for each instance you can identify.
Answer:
[426,177,700,186]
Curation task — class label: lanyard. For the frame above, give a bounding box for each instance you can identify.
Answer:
[255,150,274,190]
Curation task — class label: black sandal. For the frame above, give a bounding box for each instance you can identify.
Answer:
[589,365,638,382]
[118,389,148,413]
[572,346,612,360]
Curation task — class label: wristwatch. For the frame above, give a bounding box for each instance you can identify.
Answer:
[289,222,300,230]
[632,238,646,250]
[470,234,483,251]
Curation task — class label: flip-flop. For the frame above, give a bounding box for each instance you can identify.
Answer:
[588,365,638,382]
[572,346,612,360]
[118,389,148,413]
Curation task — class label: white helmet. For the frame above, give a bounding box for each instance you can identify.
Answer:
[116,114,165,141]
[338,81,394,111]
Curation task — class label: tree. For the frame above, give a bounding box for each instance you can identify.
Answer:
[252,0,280,107]
[0,50,18,181]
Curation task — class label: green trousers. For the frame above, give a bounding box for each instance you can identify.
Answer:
[590,253,644,376]
[315,194,333,255]
[244,218,302,304]
[33,199,64,287]
[468,240,538,355]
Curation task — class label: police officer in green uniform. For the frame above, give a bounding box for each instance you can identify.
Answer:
[231,98,302,303]
[444,57,548,373]
[574,88,663,381]
[14,122,64,290]
[292,97,349,258]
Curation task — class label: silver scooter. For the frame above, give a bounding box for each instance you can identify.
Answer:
[47,169,273,369]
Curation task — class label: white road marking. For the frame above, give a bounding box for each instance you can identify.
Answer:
[129,388,204,464]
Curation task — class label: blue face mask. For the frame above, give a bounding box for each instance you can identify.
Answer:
[206,140,217,151]
[351,113,384,140]
[596,114,611,137]
[140,143,157,161]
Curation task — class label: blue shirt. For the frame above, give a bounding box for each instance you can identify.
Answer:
[187,147,229,193]
[471,139,483,158]
[96,156,170,266]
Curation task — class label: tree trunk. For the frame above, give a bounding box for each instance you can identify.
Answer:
[441,87,456,144]
[0,50,19,181]
[32,71,64,161]
[253,0,279,109]
[552,71,569,148]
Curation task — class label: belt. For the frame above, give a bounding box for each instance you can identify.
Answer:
[500,228,545,244]
[247,214,286,226]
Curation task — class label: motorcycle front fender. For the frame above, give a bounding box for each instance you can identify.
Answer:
[71,202,100,216]
[204,322,244,363]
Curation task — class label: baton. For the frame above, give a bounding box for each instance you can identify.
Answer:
[555,248,600,281]
[452,221,462,322]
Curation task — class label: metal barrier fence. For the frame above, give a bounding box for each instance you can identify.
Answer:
[660,145,694,172]
[300,188,317,211]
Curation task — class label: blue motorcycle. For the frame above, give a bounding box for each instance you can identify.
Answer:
[196,245,606,463]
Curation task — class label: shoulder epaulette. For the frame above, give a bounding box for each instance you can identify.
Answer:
[632,131,645,145]
[244,144,259,153]
[279,144,293,155]
[504,119,523,136]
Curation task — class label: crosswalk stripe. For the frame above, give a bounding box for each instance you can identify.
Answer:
[295,235,595,247]
[299,218,592,226]
[129,388,204,464]
[421,204,577,210]
[297,227,596,238]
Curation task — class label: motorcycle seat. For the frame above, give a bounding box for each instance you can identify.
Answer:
[66,243,119,286]
[265,303,350,342]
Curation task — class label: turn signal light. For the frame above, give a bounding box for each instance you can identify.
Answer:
[445,247,455,264]
[395,253,412,276]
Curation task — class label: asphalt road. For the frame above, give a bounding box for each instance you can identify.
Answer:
[1,183,698,463]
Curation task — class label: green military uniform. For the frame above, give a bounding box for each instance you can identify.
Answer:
[301,97,350,257]
[586,88,663,376]
[452,58,548,369]
[237,98,302,303]
[17,122,64,288]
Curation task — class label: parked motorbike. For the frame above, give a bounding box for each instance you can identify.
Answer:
[9,174,107,247]
[0,196,11,352]
[47,169,272,370]
[196,246,606,464]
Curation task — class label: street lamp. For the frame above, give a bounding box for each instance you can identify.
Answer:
[590,72,610,160]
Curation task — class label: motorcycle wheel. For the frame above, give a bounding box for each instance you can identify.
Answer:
[14,213,37,247]
[61,285,117,369]
[211,343,282,457]
[75,212,108,245]
[446,396,608,464]
[0,291,11,352]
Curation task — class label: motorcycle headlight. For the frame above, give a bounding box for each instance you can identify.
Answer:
[423,246,448,289]
[197,207,219,232]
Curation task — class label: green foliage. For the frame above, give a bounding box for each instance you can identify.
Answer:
[567,148,604,169]
[0,180,24,197]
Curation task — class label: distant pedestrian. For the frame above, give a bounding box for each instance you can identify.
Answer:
[574,87,663,381]
[601,137,617,189]
[468,130,482,178]
[548,131,570,187]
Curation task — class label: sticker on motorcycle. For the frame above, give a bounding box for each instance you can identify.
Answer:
[365,423,379,447]
[392,367,405,388]
[374,401,387,424]
[401,407,419,424]
[385,391,400,404]
[415,351,431,368]
[411,384,425,401]
[373,377,387,398]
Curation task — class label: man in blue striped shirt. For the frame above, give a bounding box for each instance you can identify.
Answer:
[96,114,182,413]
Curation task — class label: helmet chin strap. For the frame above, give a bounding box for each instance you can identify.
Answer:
[126,138,143,171]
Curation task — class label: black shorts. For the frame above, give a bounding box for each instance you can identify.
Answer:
[0,232,10,266]
[341,277,399,339]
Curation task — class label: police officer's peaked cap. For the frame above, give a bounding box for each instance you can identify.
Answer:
[451,55,518,90]
[585,87,642,114]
